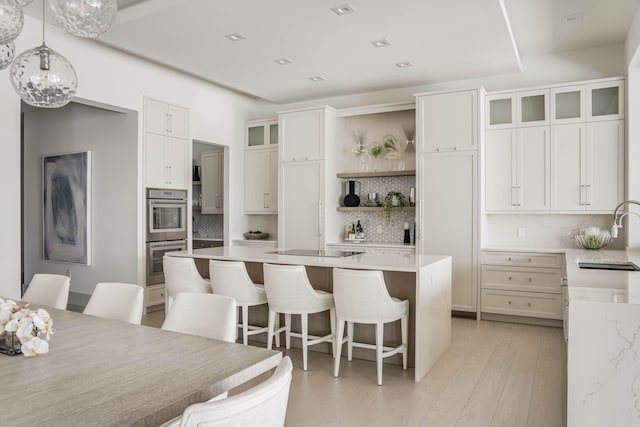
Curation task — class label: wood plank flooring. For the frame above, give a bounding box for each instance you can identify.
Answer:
[141,312,566,427]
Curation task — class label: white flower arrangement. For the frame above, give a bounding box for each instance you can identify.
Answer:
[0,298,54,356]
[351,130,368,157]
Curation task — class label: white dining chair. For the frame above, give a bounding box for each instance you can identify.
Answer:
[22,273,70,310]
[163,256,211,313]
[161,293,237,343]
[83,282,145,325]
[209,260,271,345]
[263,263,336,371]
[332,268,409,386]
[160,356,293,427]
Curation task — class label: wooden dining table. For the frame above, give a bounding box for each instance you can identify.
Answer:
[0,304,282,427]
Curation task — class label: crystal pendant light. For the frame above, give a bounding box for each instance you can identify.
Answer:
[0,0,24,45]
[9,0,77,108]
[48,0,118,38]
[0,42,15,70]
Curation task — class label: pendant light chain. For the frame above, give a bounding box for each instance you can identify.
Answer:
[41,0,45,46]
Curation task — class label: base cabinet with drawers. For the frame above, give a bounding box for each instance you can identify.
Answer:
[146,284,165,309]
[481,251,563,321]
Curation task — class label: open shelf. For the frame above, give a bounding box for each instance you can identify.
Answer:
[336,206,416,212]
[337,170,416,179]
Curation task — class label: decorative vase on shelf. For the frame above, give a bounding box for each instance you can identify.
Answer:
[343,180,361,207]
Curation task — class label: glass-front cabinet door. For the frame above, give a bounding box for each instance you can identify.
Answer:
[551,85,585,125]
[517,89,549,127]
[246,119,278,148]
[587,80,624,121]
[486,93,516,130]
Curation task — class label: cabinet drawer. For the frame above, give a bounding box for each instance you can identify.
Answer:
[482,251,562,268]
[147,285,165,307]
[481,265,561,294]
[481,289,562,319]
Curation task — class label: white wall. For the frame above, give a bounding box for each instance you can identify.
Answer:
[0,15,256,298]
[625,8,640,249]
[23,103,138,303]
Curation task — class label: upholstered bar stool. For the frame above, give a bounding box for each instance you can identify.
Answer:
[332,268,409,385]
[263,263,336,371]
[209,260,274,346]
[163,256,211,312]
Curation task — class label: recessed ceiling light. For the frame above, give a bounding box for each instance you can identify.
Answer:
[563,12,583,23]
[309,76,325,82]
[274,58,293,65]
[225,32,247,42]
[331,3,357,15]
[396,61,413,68]
[371,39,392,48]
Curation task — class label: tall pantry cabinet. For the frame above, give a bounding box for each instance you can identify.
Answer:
[416,89,482,314]
[278,107,339,250]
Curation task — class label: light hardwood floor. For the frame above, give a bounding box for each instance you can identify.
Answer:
[142,311,566,427]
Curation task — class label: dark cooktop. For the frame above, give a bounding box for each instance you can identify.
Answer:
[578,261,640,271]
[268,249,364,258]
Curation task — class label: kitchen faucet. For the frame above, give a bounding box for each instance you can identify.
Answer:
[610,200,640,238]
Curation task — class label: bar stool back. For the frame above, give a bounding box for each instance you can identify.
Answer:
[163,256,211,312]
[209,260,270,345]
[263,263,336,371]
[332,268,409,385]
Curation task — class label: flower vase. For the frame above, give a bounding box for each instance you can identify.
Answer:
[0,332,22,356]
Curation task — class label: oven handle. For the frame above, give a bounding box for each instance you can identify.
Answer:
[148,200,186,205]
[148,240,187,250]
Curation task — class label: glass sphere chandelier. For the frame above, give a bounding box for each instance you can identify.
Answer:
[48,0,118,38]
[9,0,77,108]
[0,0,24,45]
[0,42,15,70]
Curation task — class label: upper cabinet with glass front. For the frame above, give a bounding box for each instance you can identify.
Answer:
[246,119,278,149]
[550,79,624,124]
[486,89,549,130]
[587,80,624,121]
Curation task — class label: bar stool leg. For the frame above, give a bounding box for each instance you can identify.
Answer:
[267,310,276,350]
[242,305,249,345]
[402,314,408,370]
[301,313,309,371]
[375,322,384,386]
[329,307,336,358]
[274,314,280,348]
[284,313,292,350]
[347,321,354,362]
[334,318,345,377]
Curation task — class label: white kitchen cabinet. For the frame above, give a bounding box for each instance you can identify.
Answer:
[279,161,324,250]
[247,119,278,149]
[481,251,563,321]
[279,107,331,162]
[146,284,165,308]
[145,98,189,139]
[145,133,188,189]
[244,148,278,213]
[418,151,478,313]
[550,121,623,212]
[201,151,224,214]
[551,85,586,125]
[486,89,549,130]
[485,127,549,211]
[416,89,478,152]
[586,80,624,121]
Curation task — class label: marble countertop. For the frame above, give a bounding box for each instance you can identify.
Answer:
[192,237,224,242]
[327,241,416,249]
[169,246,449,272]
[564,249,640,304]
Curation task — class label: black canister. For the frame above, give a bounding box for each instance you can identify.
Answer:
[343,180,361,207]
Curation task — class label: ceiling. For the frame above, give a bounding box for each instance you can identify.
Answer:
[41,0,640,103]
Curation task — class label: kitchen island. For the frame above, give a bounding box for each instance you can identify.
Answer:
[564,249,640,427]
[169,246,452,382]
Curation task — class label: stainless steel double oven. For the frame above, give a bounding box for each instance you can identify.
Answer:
[146,189,187,285]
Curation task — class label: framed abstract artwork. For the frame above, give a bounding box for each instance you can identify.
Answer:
[43,151,91,265]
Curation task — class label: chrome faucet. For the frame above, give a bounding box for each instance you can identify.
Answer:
[611,200,640,238]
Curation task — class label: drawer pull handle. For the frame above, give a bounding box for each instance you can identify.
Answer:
[508,257,532,263]
[508,276,532,282]
[508,300,531,307]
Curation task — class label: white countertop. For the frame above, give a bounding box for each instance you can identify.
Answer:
[564,249,640,304]
[327,241,416,249]
[169,246,449,272]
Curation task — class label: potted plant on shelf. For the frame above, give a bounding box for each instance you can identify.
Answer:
[383,191,407,222]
